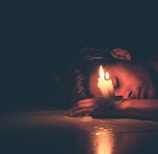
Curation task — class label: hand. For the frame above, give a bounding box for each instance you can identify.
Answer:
[64,97,115,118]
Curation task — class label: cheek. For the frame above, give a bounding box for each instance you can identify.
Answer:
[120,73,143,91]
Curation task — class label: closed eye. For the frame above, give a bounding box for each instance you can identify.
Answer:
[112,77,119,89]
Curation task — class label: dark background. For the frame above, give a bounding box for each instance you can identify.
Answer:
[2,1,158,111]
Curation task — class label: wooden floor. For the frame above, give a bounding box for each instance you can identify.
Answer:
[1,109,158,154]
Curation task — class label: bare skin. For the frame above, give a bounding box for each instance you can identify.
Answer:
[64,49,158,121]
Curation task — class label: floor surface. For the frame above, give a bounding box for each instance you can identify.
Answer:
[1,109,158,154]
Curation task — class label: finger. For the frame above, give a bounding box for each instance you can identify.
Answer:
[77,101,96,109]
[64,98,98,116]
[76,98,97,108]
[69,99,99,114]
[63,110,70,116]
[68,107,94,117]
[77,98,96,104]
[70,103,97,114]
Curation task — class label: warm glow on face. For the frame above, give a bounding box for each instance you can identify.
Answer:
[105,72,110,80]
[99,65,105,80]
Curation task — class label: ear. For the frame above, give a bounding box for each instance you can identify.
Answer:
[110,48,132,61]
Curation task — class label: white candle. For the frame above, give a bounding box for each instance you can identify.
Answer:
[97,65,114,101]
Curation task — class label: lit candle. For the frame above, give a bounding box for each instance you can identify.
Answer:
[97,65,114,101]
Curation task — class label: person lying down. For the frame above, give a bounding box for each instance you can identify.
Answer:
[62,47,158,121]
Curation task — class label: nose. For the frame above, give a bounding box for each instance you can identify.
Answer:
[114,89,132,100]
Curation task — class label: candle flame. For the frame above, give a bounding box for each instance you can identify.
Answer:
[99,65,104,80]
[99,65,110,80]
[105,72,110,80]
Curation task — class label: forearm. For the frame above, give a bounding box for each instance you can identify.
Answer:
[114,99,158,121]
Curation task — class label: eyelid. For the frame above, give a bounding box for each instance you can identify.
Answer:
[112,77,119,89]
[115,78,119,89]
